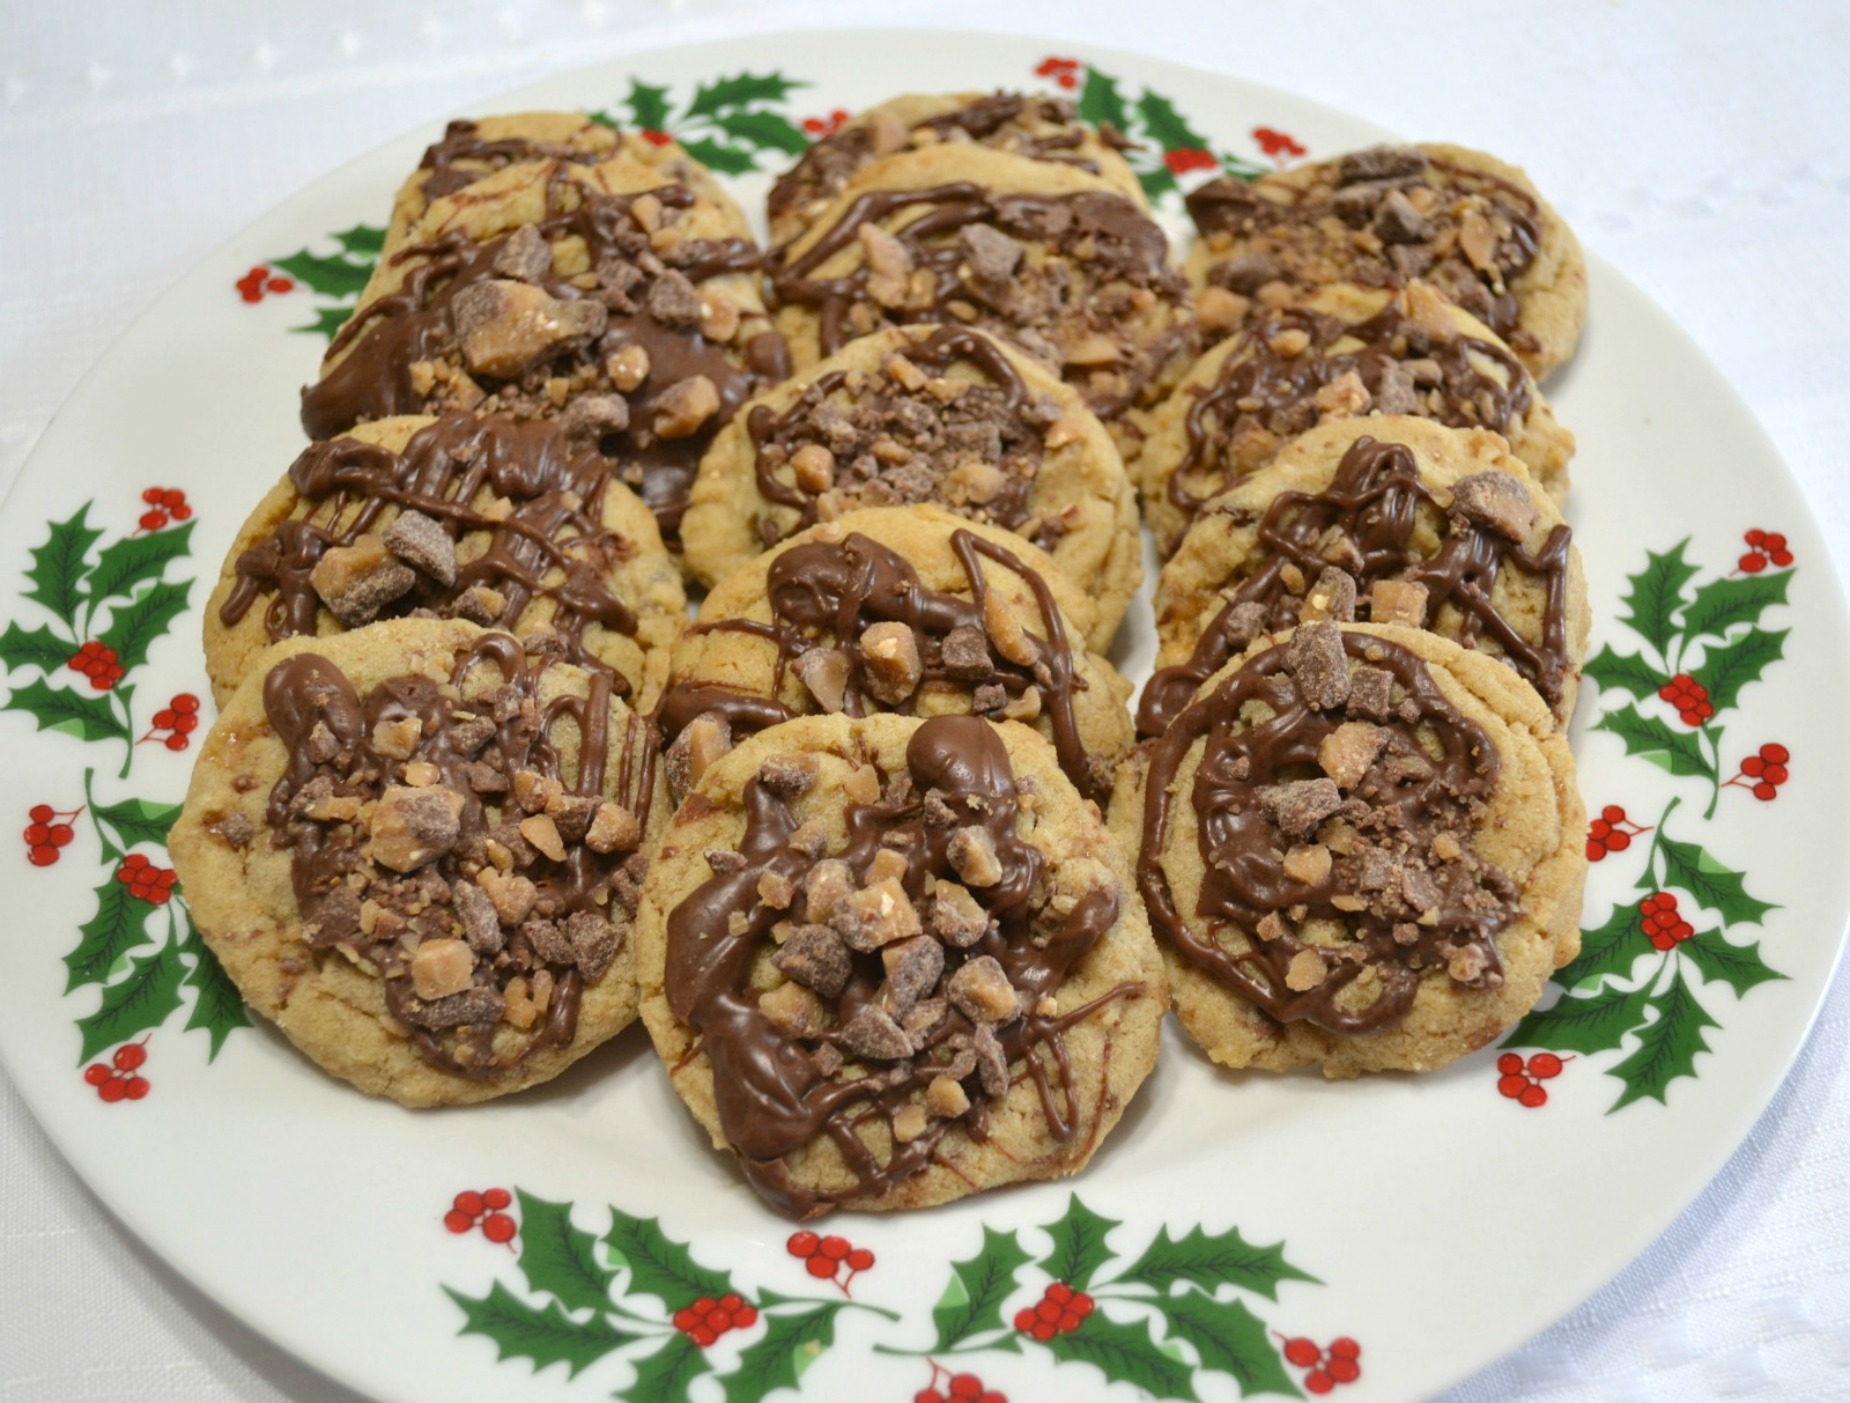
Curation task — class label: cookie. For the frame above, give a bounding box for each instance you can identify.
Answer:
[1139,418,1588,737]
[1115,621,1584,1078]
[766,145,1197,450]
[202,413,686,713]
[680,323,1141,626]
[301,154,789,548]
[1134,281,1575,553]
[661,504,1134,802]
[1185,143,1586,380]
[635,712,1167,1216]
[168,619,667,1107]
[767,91,1144,248]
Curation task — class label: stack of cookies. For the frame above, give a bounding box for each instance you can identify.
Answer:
[171,93,1591,1220]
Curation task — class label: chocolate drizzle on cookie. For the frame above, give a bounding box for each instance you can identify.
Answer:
[664,714,1137,1218]
[1139,436,1572,737]
[414,119,606,204]
[1139,623,1518,1035]
[262,633,657,1078]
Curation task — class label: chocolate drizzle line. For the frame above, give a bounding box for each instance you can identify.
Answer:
[768,183,1192,420]
[662,527,1105,801]
[415,119,605,204]
[300,179,782,543]
[262,634,657,1078]
[1139,629,1518,1036]
[1140,437,1570,737]
[664,714,1136,1218]
[223,414,643,690]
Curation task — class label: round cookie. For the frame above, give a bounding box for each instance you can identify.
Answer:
[203,413,686,712]
[681,323,1141,631]
[1134,281,1575,553]
[169,619,668,1107]
[302,154,788,549]
[1185,143,1586,380]
[661,505,1134,803]
[636,712,1167,1216]
[1115,621,1585,1078]
[766,145,1198,451]
[1140,418,1589,736]
[767,91,1145,248]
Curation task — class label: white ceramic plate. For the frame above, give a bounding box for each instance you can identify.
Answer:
[2,28,1845,1403]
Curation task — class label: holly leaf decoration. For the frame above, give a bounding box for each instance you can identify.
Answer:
[713,110,809,156]
[92,792,185,851]
[1658,832,1776,926]
[1044,1309,1197,1402]
[1619,539,1697,656]
[1110,1223,1316,1301]
[84,522,196,607]
[446,1281,633,1379]
[601,1207,730,1310]
[1581,643,1664,700]
[1608,968,1719,1110]
[1555,905,1649,993]
[1592,703,1712,779]
[685,72,806,119]
[720,1302,843,1403]
[24,504,100,627]
[64,878,154,993]
[1161,1290,1300,1398]
[678,137,759,175]
[1138,166,1181,201]
[930,1224,1033,1352]
[1504,979,1653,1056]
[76,939,186,1063]
[623,79,673,132]
[333,223,385,257]
[178,918,248,1058]
[98,580,192,672]
[1679,569,1791,644]
[271,248,373,300]
[618,1332,710,1403]
[1040,1195,1121,1291]
[1077,67,1132,133]
[297,305,354,340]
[3,677,132,746]
[1691,627,1787,714]
[1134,89,1210,153]
[0,621,74,675]
[1680,932,1786,998]
[517,1191,617,1314]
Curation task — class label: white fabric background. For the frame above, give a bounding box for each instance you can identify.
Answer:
[3,2,1848,1398]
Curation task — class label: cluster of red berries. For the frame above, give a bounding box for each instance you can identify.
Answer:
[1163,147,1217,175]
[672,1293,759,1347]
[1657,673,1714,727]
[82,1039,151,1102]
[1035,56,1082,89]
[67,640,125,691]
[1282,1336,1363,1393]
[1731,742,1791,802]
[786,1231,875,1290]
[116,853,179,905]
[1496,1051,1566,1108]
[801,108,851,137]
[1013,1280,1095,1341]
[1253,126,1307,160]
[235,265,294,303]
[916,1373,1006,1403]
[24,803,80,867]
[638,128,673,147]
[445,1188,516,1242]
[1639,891,1694,950]
[1738,529,1793,574]
[138,485,193,532]
[1586,804,1648,862]
[141,692,202,751]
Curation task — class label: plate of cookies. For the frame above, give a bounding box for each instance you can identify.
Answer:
[3,27,1846,1403]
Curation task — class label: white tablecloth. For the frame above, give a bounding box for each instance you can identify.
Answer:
[4,2,1848,1398]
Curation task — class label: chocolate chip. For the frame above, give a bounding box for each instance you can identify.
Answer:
[1286,620,1351,709]
[1347,665,1394,720]
[382,510,459,587]
[1450,472,1540,542]
[560,393,630,445]
[1338,145,1429,185]
[971,1022,1010,1097]
[1258,778,1345,838]
[303,887,361,946]
[962,223,1023,284]
[837,1005,914,1062]
[1374,188,1427,244]
[564,910,623,983]
[492,224,553,283]
[211,812,254,848]
[940,625,994,680]
[1209,250,1281,296]
[404,986,505,1030]
[772,924,852,998]
[644,269,702,326]
[881,935,946,1016]
[521,917,577,967]
[446,715,497,755]
[453,881,504,955]
[757,754,818,798]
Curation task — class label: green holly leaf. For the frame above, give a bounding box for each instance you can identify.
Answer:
[271,249,373,300]
[516,1192,617,1313]
[713,109,810,156]
[1692,627,1787,714]
[930,1225,1033,1352]
[1680,569,1791,644]
[1658,832,1776,927]
[296,305,354,340]
[1162,1290,1300,1398]
[678,137,760,175]
[1077,67,1132,132]
[0,621,75,675]
[92,793,185,850]
[1134,89,1210,152]
[1110,1223,1316,1301]
[178,917,248,1059]
[445,1281,633,1379]
[1608,968,1719,1110]
[3,677,132,745]
[721,1302,843,1403]
[1504,980,1653,1056]
[332,223,385,257]
[84,521,195,607]
[618,1332,710,1403]
[586,108,619,131]
[1137,165,1181,201]
[601,1207,730,1310]
[1044,1310,1196,1402]
[1679,932,1786,998]
[1592,703,1712,779]
[1040,1195,1121,1291]
[1618,539,1697,656]
[64,878,154,993]
[24,504,101,627]
[623,79,673,132]
[98,580,192,673]
[76,938,186,1063]
[1555,904,1650,993]
[685,71,806,119]
[1581,643,1664,700]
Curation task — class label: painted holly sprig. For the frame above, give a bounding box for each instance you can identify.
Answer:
[595,70,811,177]
[260,223,385,340]
[445,1192,894,1402]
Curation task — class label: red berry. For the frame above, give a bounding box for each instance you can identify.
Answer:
[1329,1338,1361,1361]
[1497,1052,1523,1075]
[846,1247,875,1271]
[1058,1310,1082,1332]
[1306,1371,1335,1395]
[29,804,53,823]
[1606,831,1631,853]
[1763,743,1790,764]
[1739,554,1766,574]
[1764,764,1788,785]
[1588,819,1611,840]
[718,1293,743,1313]
[482,1213,516,1243]
[124,853,147,870]
[24,823,49,845]
[1030,1320,1056,1341]
[142,487,164,504]
[1754,782,1777,801]
[734,1304,758,1329]
[1057,72,1077,88]
[1673,922,1694,941]
[978,1394,1006,1403]
[1328,1358,1361,1383]
[949,1376,983,1400]
[1765,533,1787,551]
[123,1076,150,1100]
[1771,549,1793,567]
[1528,1053,1564,1079]
[673,1306,698,1330]
[819,1235,850,1260]
[1497,1073,1529,1098]
[1585,840,1604,861]
[1601,805,1625,824]
[153,709,176,729]
[1650,933,1675,951]
[453,1190,485,1216]
[140,511,168,531]
[1284,1338,1321,1367]
[479,1187,510,1210]
[1071,1294,1093,1317]
[174,693,199,713]
[690,1325,717,1347]
[806,1255,836,1278]
[1036,1299,1063,1324]
[99,1076,129,1103]
[691,1296,716,1315]
[915,1392,945,1403]
[444,1209,474,1233]
[113,1043,147,1071]
[84,1064,111,1085]
[1015,1308,1038,1332]
[29,845,57,866]
[1518,1084,1547,1108]
[787,1230,819,1257]
[708,1308,732,1332]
